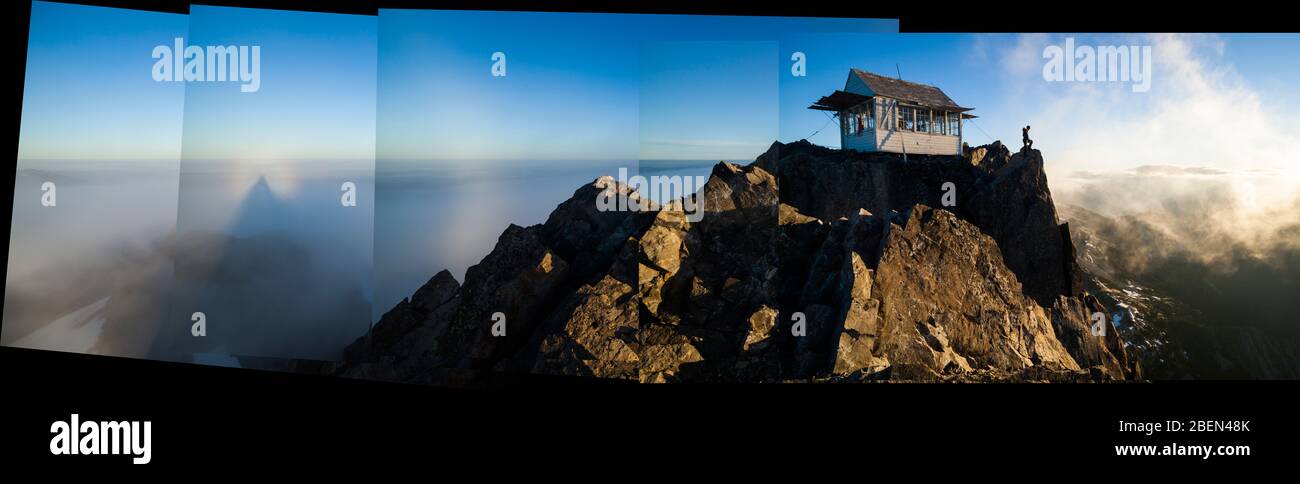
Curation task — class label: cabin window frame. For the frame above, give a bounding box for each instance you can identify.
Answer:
[898,106,915,131]
[917,109,930,133]
[948,113,960,137]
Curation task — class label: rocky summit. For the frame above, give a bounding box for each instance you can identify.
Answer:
[327,140,1141,384]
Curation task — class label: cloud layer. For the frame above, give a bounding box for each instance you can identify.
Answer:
[983,33,1299,266]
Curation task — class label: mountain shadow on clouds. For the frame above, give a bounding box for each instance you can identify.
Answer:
[229,175,289,237]
[151,174,370,362]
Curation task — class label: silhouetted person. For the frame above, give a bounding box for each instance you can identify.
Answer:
[1022,125,1033,150]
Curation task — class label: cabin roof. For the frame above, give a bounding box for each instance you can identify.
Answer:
[850,69,972,112]
[808,90,872,111]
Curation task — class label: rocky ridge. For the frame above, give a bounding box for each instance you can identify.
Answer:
[327,140,1140,383]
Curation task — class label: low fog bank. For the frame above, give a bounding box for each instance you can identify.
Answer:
[1060,168,1299,272]
[4,166,375,363]
[2,235,174,356]
[3,162,178,354]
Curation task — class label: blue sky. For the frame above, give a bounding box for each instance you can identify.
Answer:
[376,10,894,165]
[958,33,1300,173]
[19,1,187,161]
[19,2,378,163]
[640,41,777,161]
[181,6,376,162]
[1212,34,1300,113]
[376,11,641,166]
[17,6,899,164]
[22,4,1298,177]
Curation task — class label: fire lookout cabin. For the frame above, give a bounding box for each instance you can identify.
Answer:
[809,69,975,156]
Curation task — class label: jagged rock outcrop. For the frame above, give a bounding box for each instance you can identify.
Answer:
[869,205,1082,378]
[772,140,1081,306]
[327,140,1139,384]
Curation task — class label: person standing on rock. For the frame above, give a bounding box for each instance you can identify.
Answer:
[1022,125,1033,151]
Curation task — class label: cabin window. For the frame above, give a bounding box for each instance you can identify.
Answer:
[855,112,866,135]
[899,107,915,131]
[935,111,947,135]
[916,109,930,133]
[949,113,960,137]
[863,103,875,132]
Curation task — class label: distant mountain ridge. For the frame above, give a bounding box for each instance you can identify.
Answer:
[1063,203,1300,379]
